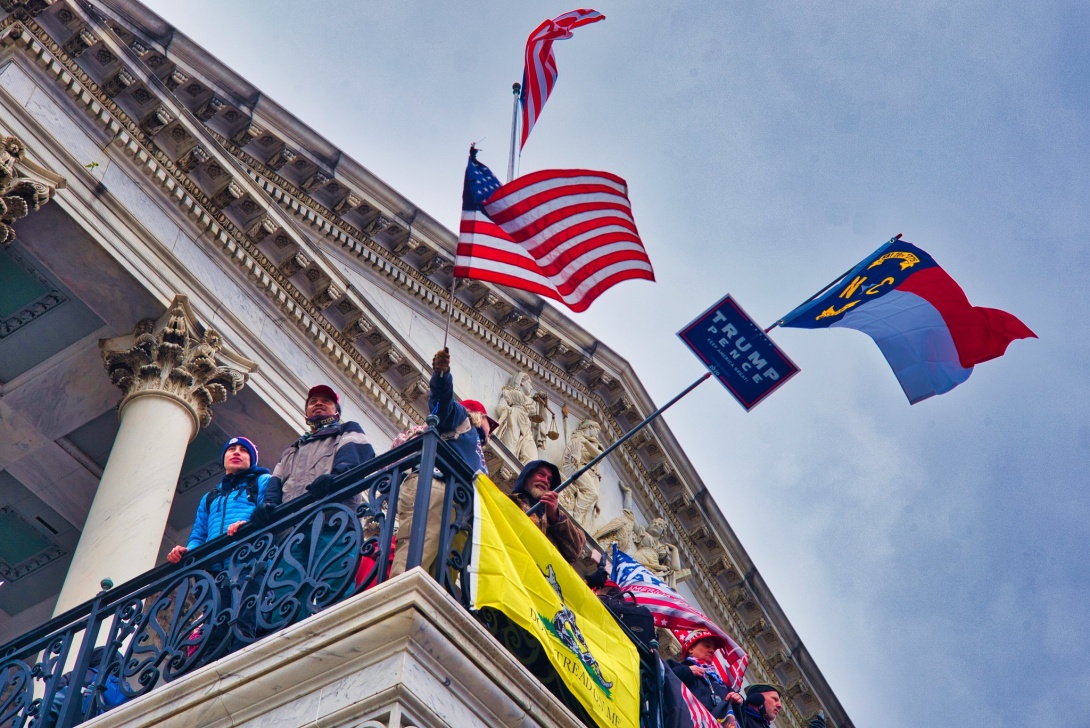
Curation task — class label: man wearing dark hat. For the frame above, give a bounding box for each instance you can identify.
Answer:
[265,384,376,505]
[510,460,586,564]
[735,684,786,728]
[390,348,498,577]
[168,436,273,564]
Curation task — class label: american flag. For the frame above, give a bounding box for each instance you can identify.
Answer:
[612,548,749,691]
[660,659,725,728]
[520,9,605,150]
[454,148,655,313]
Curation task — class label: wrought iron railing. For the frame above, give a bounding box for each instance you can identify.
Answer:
[0,426,474,728]
[0,425,665,728]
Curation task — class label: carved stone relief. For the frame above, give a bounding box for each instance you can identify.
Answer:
[594,503,691,588]
[101,296,251,428]
[493,371,546,463]
[558,418,604,531]
[0,134,60,246]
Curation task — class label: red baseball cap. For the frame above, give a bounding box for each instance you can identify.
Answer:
[460,399,499,432]
[306,384,341,413]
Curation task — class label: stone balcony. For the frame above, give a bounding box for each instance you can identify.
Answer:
[87,569,581,728]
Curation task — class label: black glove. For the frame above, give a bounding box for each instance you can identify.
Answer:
[432,347,450,373]
[808,711,826,728]
[249,503,276,528]
[306,473,337,498]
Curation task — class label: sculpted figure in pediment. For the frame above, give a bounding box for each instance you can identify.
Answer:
[495,371,543,463]
[594,491,691,588]
[559,418,604,530]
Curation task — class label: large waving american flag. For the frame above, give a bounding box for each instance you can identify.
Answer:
[454,148,655,313]
[612,547,749,691]
[520,9,605,150]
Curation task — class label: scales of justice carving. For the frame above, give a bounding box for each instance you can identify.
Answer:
[492,369,690,589]
[494,371,558,462]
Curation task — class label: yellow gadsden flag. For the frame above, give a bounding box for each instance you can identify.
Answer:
[470,475,640,728]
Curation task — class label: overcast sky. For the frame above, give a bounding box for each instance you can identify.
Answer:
[139,2,1089,725]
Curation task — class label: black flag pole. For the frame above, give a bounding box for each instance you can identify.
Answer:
[525,372,712,517]
[763,233,903,334]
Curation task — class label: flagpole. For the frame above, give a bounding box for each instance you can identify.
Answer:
[526,372,712,518]
[507,82,521,183]
[442,277,456,349]
[764,233,903,334]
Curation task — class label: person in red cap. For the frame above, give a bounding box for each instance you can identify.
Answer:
[265,384,376,505]
[389,348,497,577]
[669,628,744,724]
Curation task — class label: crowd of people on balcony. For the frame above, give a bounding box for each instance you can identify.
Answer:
[156,347,820,728]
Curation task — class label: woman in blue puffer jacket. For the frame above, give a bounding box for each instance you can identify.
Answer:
[168,436,273,563]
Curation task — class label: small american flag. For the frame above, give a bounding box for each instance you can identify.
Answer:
[520,9,605,151]
[613,548,749,691]
[454,148,654,313]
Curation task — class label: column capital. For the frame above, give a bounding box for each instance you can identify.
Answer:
[101,295,256,433]
[0,133,65,246]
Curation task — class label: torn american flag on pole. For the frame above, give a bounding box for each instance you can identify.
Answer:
[520,9,605,151]
[454,147,655,313]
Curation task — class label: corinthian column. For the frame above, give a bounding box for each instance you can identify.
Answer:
[53,296,255,614]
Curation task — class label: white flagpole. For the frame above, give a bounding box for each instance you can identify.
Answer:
[507,82,521,183]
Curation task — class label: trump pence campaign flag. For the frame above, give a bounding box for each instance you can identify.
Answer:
[454,148,655,312]
[612,547,748,691]
[778,238,1035,404]
[469,475,640,728]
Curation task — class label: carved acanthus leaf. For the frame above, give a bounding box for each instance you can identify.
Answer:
[101,301,249,428]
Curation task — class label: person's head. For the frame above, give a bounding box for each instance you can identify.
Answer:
[679,628,726,662]
[513,460,561,500]
[460,399,499,444]
[221,436,258,475]
[745,684,783,722]
[305,385,341,421]
[688,637,718,662]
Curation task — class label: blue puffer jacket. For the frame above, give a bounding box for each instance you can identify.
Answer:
[186,467,271,549]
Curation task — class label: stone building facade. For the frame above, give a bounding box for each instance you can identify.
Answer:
[0,1,852,725]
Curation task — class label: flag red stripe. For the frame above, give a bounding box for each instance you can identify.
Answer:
[457,164,653,311]
[456,241,654,293]
[519,10,605,149]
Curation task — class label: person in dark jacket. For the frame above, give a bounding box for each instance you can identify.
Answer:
[389,348,498,577]
[735,684,785,728]
[511,460,586,564]
[264,384,376,505]
[668,628,743,724]
[168,436,272,563]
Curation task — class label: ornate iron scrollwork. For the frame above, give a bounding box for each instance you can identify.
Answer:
[259,504,362,630]
[0,658,33,726]
[115,570,219,697]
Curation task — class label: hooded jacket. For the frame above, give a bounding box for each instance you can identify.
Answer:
[510,460,586,563]
[187,466,272,550]
[266,420,375,503]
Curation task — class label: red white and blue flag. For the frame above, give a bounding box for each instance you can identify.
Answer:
[779,238,1036,403]
[611,547,748,691]
[519,9,605,150]
[454,148,655,312]
[659,661,722,728]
